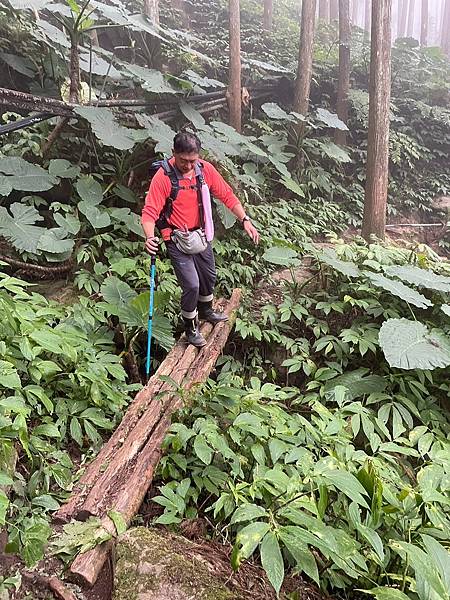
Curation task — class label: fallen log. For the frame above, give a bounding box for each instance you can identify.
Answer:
[66,290,241,587]
[54,312,219,524]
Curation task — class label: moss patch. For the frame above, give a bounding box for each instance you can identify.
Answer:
[113,527,240,600]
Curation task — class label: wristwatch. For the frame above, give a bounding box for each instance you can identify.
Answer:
[241,215,251,226]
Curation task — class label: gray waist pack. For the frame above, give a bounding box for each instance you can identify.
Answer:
[171,228,207,255]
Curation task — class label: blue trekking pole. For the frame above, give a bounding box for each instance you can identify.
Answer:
[145,255,157,382]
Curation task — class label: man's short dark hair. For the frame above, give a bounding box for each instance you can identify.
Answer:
[173,131,201,154]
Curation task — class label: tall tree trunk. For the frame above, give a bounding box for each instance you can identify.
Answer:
[362,0,392,241]
[293,0,317,138]
[330,0,338,20]
[351,0,358,26]
[172,0,190,28]
[364,0,371,32]
[398,0,408,36]
[407,0,415,37]
[143,0,161,68]
[228,0,242,131]
[319,0,328,19]
[263,0,273,31]
[420,0,428,45]
[442,0,450,55]
[335,0,350,145]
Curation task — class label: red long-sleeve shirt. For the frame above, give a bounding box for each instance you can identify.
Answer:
[142,158,240,241]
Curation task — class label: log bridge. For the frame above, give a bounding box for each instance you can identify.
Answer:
[53,290,241,588]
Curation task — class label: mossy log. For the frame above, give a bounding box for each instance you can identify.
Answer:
[61,290,241,588]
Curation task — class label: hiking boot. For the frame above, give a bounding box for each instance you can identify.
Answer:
[183,316,207,347]
[198,300,228,324]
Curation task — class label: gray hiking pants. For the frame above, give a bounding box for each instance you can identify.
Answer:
[166,241,216,319]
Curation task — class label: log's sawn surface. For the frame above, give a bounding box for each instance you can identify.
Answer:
[61,291,241,588]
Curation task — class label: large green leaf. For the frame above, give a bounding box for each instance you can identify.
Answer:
[379,318,450,370]
[125,64,178,94]
[280,176,306,197]
[365,271,433,309]
[260,532,284,594]
[261,102,294,121]
[323,369,387,401]
[316,108,349,130]
[76,176,103,205]
[101,277,136,306]
[37,228,74,255]
[0,203,44,253]
[0,52,35,77]
[319,141,352,163]
[262,246,300,267]
[214,199,236,229]
[74,107,136,150]
[315,464,370,508]
[390,540,448,600]
[318,248,360,278]
[0,157,57,192]
[0,360,22,390]
[278,527,319,584]
[179,102,206,128]
[231,521,270,569]
[365,587,412,600]
[79,52,122,79]
[48,159,81,180]
[136,114,175,155]
[78,203,110,229]
[386,265,450,293]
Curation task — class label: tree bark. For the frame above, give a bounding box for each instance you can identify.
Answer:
[172,0,190,28]
[420,0,428,45]
[351,0,358,25]
[143,0,161,69]
[362,0,391,241]
[293,0,317,138]
[228,0,242,131]
[398,0,408,36]
[329,0,338,20]
[364,0,371,33]
[335,0,350,146]
[407,0,416,37]
[442,0,450,55]
[319,0,328,20]
[263,0,273,31]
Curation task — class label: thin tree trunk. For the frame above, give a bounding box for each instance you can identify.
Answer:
[172,0,190,28]
[228,0,242,131]
[143,0,161,68]
[351,0,358,26]
[420,0,428,45]
[330,0,338,20]
[42,33,80,156]
[293,0,317,140]
[335,0,350,145]
[442,0,450,55]
[364,0,371,32]
[362,0,392,241]
[407,0,415,37]
[398,0,408,36]
[319,0,328,19]
[263,0,273,31]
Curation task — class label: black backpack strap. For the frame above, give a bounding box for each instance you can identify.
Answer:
[195,161,205,228]
[155,159,180,232]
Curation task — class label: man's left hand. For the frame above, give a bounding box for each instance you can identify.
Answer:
[243,219,260,244]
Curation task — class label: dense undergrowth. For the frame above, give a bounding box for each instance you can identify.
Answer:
[0,0,450,598]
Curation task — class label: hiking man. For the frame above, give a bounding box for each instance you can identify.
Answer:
[142,131,260,347]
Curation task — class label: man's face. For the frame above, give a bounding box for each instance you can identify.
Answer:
[173,151,199,175]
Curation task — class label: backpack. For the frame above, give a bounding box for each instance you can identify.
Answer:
[149,158,206,233]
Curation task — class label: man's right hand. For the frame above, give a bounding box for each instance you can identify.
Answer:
[145,236,159,255]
